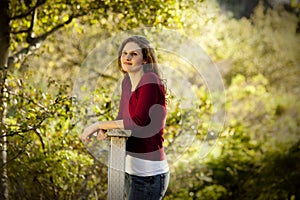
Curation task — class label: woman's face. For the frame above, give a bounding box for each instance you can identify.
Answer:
[120,42,145,73]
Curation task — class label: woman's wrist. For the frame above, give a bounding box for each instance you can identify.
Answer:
[97,121,104,130]
[96,120,124,130]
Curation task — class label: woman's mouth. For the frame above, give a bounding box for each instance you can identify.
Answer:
[123,62,132,65]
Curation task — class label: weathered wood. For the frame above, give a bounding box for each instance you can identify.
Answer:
[107,130,131,200]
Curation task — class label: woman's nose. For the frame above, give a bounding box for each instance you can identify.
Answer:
[125,55,132,60]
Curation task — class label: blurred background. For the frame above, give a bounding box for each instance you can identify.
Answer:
[0,0,299,199]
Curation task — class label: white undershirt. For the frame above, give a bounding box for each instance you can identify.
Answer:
[125,154,169,176]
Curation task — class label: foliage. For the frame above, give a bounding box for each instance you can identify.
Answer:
[165,73,300,200]
[8,0,185,68]
[1,72,107,199]
[1,0,300,199]
[1,0,190,198]
[181,1,300,92]
[163,3,300,198]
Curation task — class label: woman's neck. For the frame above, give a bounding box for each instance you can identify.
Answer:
[128,70,144,91]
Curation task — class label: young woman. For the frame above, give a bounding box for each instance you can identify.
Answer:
[81,35,169,200]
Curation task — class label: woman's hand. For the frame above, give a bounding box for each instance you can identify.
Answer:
[81,122,104,142]
[97,129,107,140]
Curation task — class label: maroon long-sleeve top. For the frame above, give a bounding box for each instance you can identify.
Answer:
[116,72,167,161]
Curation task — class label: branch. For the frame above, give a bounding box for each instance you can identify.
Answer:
[25,11,76,45]
[9,6,38,52]
[89,68,118,81]
[1,118,48,138]
[33,129,46,153]
[10,28,31,34]
[0,141,30,169]
[8,14,79,67]
[165,129,183,151]
[10,0,46,20]
[26,5,36,43]
[7,90,49,112]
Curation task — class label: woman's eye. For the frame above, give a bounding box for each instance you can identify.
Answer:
[131,52,138,56]
[122,52,127,56]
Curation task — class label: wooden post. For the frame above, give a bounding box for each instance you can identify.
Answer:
[107,129,131,200]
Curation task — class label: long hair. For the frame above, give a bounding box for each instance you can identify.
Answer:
[118,35,161,78]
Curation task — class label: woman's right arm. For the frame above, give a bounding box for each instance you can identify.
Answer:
[81,78,127,142]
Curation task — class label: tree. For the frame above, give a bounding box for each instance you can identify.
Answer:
[0,1,10,198]
[160,1,300,199]
[0,0,184,198]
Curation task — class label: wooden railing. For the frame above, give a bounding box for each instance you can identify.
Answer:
[107,129,131,200]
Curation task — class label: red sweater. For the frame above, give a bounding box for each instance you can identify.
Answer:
[116,72,166,161]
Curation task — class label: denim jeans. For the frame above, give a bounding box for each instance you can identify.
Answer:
[125,172,170,200]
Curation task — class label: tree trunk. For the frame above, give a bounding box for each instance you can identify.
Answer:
[0,0,10,199]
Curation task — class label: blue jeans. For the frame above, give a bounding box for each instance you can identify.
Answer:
[125,172,170,200]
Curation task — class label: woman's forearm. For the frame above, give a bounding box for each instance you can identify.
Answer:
[99,120,124,130]
[81,120,124,142]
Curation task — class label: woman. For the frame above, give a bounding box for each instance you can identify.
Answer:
[81,35,169,200]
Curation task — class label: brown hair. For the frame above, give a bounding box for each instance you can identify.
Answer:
[118,35,161,77]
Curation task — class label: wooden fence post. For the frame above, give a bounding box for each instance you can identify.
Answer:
[107,129,131,200]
